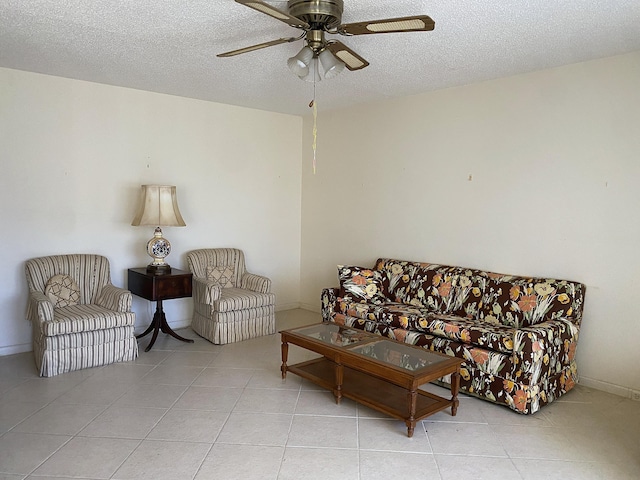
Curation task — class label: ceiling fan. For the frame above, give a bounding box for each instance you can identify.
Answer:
[218,0,435,81]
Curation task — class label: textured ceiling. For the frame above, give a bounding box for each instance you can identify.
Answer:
[1,1,640,116]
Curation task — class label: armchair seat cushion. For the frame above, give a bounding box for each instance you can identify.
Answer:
[44,304,136,336]
[214,288,277,312]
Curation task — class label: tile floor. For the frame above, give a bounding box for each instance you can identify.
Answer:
[1,309,639,479]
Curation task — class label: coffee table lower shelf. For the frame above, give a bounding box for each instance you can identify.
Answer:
[288,357,455,434]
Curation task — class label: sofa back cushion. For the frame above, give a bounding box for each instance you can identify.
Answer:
[375,258,585,328]
[374,259,419,303]
[338,265,387,305]
[480,274,585,328]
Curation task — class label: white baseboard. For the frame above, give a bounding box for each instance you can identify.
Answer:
[579,376,636,399]
[136,318,191,336]
[298,302,321,313]
[0,343,32,356]
[275,302,301,312]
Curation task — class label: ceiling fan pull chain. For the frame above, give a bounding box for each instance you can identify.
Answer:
[311,80,318,174]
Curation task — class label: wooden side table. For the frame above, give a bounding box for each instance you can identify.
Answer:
[128,268,195,352]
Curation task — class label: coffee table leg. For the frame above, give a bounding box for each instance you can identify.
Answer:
[406,389,417,437]
[451,370,461,416]
[281,338,289,379]
[333,361,343,404]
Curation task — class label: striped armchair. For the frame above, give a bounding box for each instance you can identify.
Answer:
[25,254,138,377]
[187,248,276,344]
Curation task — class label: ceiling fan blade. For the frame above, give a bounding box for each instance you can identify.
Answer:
[337,15,435,35]
[217,37,299,57]
[235,0,309,29]
[326,41,369,71]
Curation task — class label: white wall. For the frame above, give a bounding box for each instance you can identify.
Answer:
[300,51,640,397]
[0,67,302,355]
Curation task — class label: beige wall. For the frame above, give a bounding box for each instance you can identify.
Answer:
[0,67,303,355]
[300,51,640,397]
[3,51,640,397]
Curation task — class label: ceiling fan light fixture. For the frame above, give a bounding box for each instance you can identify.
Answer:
[318,49,345,79]
[299,57,322,83]
[287,46,314,76]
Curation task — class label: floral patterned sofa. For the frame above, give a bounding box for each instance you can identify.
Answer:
[321,259,586,414]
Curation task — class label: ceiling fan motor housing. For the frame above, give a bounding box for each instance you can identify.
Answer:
[288,0,344,29]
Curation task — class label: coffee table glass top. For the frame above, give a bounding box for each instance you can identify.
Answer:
[293,323,372,347]
[288,323,451,372]
[350,339,448,372]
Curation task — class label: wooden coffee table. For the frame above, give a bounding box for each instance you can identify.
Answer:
[280,322,463,437]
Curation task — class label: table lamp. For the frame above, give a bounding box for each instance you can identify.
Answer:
[131,185,186,274]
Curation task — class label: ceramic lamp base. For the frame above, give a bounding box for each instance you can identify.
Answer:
[146,263,172,275]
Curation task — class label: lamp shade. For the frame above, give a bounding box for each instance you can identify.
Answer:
[299,56,322,83]
[319,49,345,79]
[287,46,314,77]
[131,185,186,227]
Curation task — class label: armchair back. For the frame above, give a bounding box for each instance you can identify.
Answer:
[186,248,247,288]
[25,254,113,305]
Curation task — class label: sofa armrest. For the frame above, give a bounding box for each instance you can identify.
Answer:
[240,272,271,293]
[511,318,579,386]
[96,284,132,312]
[192,276,222,305]
[26,291,54,323]
[321,287,340,322]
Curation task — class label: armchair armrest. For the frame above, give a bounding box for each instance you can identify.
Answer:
[96,284,132,312]
[510,318,579,386]
[240,273,271,293]
[192,276,222,305]
[26,291,54,323]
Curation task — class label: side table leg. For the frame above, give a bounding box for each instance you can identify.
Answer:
[144,306,162,353]
[158,302,194,344]
[451,370,461,416]
[281,338,289,379]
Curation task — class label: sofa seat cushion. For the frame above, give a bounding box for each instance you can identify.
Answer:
[400,330,514,379]
[423,314,515,354]
[44,304,136,336]
[214,288,276,312]
[378,304,515,354]
[336,297,386,321]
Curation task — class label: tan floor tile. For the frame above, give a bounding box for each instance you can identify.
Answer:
[12,403,105,435]
[33,437,139,478]
[147,409,229,443]
[426,422,508,456]
[112,439,210,480]
[172,385,243,411]
[195,444,284,480]
[359,417,432,452]
[233,387,300,414]
[436,454,522,480]
[361,451,441,479]
[0,432,70,475]
[287,415,358,448]
[216,412,292,446]
[78,405,167,439]
[279,447,359,480]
